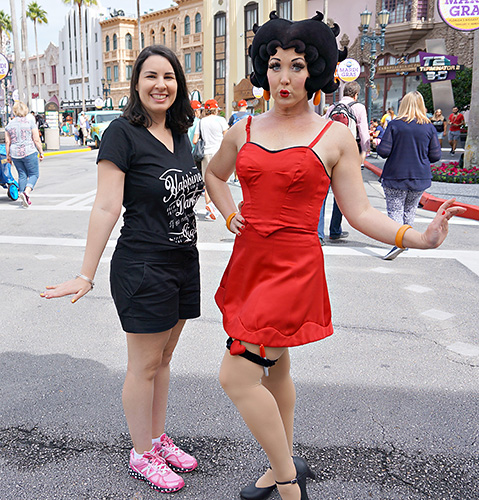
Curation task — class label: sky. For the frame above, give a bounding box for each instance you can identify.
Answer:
[5,0,174,55]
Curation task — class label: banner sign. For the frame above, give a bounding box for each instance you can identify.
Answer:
[0,53,9,81]
[418,52,463,83]
[336,58,361,82]
[438,0,479,31]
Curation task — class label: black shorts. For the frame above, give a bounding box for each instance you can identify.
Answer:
[110,247,200,334]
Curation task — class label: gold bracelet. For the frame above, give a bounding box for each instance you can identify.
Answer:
[226,212,238,232]
[395,224,412,249]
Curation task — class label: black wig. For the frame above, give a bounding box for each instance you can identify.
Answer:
[249,11,347,98]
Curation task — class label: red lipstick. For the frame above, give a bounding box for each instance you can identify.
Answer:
[279,89,290,98]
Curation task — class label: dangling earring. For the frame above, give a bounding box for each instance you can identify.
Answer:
[313,91,321,106]
[263,90,270,101]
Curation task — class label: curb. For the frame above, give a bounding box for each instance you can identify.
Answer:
[44,147,92,157]
[364,160,479,221]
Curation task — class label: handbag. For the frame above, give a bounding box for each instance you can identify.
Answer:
[192,120,205,162]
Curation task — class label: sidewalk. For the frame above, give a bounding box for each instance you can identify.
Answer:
[43,136,91,156]
[365,148,479,220]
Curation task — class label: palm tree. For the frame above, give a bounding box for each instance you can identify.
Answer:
[27,2,47,100]
[8,0,26,104]
[21,0,33,109]
[62,0,97,112]
[0,10,12,54]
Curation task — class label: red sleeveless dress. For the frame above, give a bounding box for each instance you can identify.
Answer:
[215,116,333,347]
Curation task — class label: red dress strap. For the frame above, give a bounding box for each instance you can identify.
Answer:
[245,115,253,142]
[308,120,333,148]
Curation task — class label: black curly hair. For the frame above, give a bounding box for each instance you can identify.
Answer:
[249,11,347,98]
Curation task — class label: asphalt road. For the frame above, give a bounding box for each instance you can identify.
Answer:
[0,150,478,500]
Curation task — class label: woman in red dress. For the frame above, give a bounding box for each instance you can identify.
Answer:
[205,12,465,500]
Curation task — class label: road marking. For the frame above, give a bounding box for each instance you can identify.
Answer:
[404,284,432,293]
[421,309,455,321]
[446,342,479,357]
[54,189,97,207]
[371,266,395,274]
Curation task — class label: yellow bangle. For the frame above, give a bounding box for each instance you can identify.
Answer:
[395,224,412,249]
[226,212,237,232]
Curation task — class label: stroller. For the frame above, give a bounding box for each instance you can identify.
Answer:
[0,144,19,201]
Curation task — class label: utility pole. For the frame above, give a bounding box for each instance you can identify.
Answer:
[21,0,32,110]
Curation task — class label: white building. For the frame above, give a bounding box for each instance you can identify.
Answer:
[58,4,106,112]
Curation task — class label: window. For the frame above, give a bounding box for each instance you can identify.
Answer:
[106,66,111,81]
[125,33,133,49]
[63,66,66,75]
[126,64,133,80]
[195,13,201,33]
[244,3,258,76]
[114,65,119,82]
[71,88,74,100]
[95,32,98,43]
[62,41,64,50]
[96,60,99,70]
[215,13,226,36]
[64,90,67,99]
[185,16,190,35]
[141,32,145,49]
[113,33,117,50]
[195,51,202,72]
[97,87,100,96]
[382,0,412,24]
[161,27,166,45]
[184,53,191,73]
[51,65,57,84]
[33,74,37,85]
[106,35,110,51]
[150,30,155,45]
[76,87,79,100]
[216,59,225,79]
[41,73,45,84]
[276,0,292,20]
[172,25,177,51]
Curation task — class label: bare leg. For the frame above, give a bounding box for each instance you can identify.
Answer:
[152,320,186,438]
[219,343,300,500]
[122,322,183,454]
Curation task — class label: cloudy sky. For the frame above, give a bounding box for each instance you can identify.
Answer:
[6,0,174,55]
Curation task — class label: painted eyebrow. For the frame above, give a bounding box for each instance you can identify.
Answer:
[269,57,306,62]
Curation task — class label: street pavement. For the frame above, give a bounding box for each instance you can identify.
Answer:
[0,146,478,500]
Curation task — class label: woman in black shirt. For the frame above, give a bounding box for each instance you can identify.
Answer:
[431,109,447,147]
[41,46,203,493]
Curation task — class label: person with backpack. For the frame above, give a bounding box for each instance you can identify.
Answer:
[228,99,249,127]
[321,81,369,241]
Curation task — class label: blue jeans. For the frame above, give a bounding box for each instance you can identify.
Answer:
[13,152,39,193]
[329,198,343,237]
[317,190,328,240]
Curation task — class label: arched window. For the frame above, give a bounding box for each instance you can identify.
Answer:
[161,26,166,45]
[105,35,110,51]
[172,25,177,51]
[185,15,191,35]
[141,32,145,49]
[195,13,201,33]
[150,29,155,45]
[113,33,117,50]
[125,33,132,50]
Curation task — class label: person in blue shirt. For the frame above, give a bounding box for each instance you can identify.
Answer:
[377,91,441,260]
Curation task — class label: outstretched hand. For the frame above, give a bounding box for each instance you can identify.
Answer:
[421,198,467,248]
[40,277,92,304]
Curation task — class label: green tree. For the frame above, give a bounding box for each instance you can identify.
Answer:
[62,0,98,111]
[0,10,12,54]
[27,2,48,100]
[417,68,472,113]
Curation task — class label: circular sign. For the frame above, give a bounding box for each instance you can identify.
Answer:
[438,0,479,31]
[95,97,104,109]
[252,86,263,99]
[0,53,9,81]
[337,58,361,82]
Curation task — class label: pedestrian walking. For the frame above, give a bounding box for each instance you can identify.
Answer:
[431,109,447,147]
[377,91,442,260]
[205,12,465,500]
[4,101,44,208]
[78,111,89,146]
[193,98,228,220]
[447,105,465,154]
[41,45,204,494]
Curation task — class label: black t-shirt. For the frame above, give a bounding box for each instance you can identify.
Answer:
[97,117,204,253]
[431,118,446,133]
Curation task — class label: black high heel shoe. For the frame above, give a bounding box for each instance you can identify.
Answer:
[275,456,316,500]
[240,467,276,500]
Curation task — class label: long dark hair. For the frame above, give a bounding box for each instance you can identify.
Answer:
[123,45,194,134]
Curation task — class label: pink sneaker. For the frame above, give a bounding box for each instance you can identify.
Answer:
[154,434,198,472]
[20,192,31,208]
[128,449,185,492]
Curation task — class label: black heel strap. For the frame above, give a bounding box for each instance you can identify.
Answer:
[275,478,298,485]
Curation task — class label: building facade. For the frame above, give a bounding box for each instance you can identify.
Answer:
[58,4,106,112]
[308,0,474,116]
[99,0,204,110]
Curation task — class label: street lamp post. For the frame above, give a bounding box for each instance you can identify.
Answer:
[360,9,390,120]
[101,77,111,99]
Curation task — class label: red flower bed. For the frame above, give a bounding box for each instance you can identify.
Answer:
[431,162,479,184]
